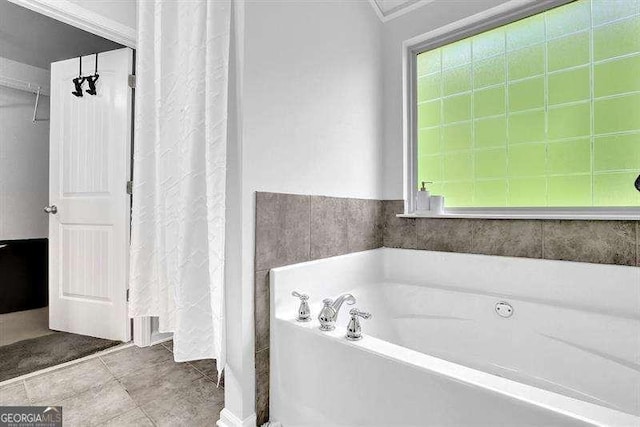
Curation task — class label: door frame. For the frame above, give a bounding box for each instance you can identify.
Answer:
[8,0,157,347]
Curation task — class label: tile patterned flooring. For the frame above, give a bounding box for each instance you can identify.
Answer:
[0,341,224,426]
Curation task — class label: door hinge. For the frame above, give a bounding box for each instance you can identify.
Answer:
[126,181,133,195]
[128,74,136,89]
[126,289,130,302]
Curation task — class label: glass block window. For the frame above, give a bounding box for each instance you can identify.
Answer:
[416,0,640,208]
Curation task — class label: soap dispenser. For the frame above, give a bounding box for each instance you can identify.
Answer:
[416,181,432,212]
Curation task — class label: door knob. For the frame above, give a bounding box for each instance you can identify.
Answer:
[44,205,58,214]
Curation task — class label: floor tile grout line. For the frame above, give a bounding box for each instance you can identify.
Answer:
[101,405,151,426]
[157,341,217,385]
[103,346,204,425]
[160,341,173,352]
[186,362,206,378]
[22,379,33,404]
[97,355,118,380]
[186,362,222,386]
[184,363,207,382]
[137,404,158,427]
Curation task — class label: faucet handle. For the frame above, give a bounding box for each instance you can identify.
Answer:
[322,298,333,306]
[291,291,309,301]
[346,308,371,341]
[291,291,311,322]
[349,308,371,319]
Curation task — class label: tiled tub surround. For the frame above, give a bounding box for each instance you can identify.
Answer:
[254,192,383,425]
[383,200,640,266]
[255,192,639,425]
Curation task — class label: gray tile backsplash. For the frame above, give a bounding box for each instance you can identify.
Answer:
[310,196,350,260]
[254,270,270,353]
[346,198,383,252]
[255,194,638,426]
[255,192,310,271]
[637,222,640,266]
[382,200,416,249]
[542,220,637,266]
[416,218,474,253]
[383,200,638,266]
[472,219,543,259]
[255,348,269,427]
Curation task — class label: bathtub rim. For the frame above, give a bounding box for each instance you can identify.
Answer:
[270,249,640,426]
[272,247,640,319]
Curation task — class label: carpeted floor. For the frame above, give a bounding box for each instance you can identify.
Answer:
[0,308,54,346]
[0,332,120,382]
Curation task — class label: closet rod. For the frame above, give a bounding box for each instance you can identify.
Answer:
[0,75,50,123]
[0,75,49,96]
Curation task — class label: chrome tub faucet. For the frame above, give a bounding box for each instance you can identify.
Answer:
[318,293,356,331]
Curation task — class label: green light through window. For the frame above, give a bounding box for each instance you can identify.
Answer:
[416,0,640,207]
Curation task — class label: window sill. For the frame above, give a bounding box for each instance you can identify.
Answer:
[398,208,640,221]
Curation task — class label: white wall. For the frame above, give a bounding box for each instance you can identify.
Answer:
[381,0,511,199]
[224,0,384,423]
[225,0,528,423]
[243,1,384,199]
[0,59,50,240]
[67,0,137,30]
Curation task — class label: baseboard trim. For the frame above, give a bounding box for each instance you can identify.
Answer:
[150,331,173,346]
[216,408,257,427]
[151,334,173,346]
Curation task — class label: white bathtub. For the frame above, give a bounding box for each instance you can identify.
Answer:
[270,248,640,427]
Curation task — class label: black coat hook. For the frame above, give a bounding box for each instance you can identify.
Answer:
[85,53,99,96]
[72,77,85,97]
[72,56,84,97]
[85,74,99,95]
[635,174,640,192]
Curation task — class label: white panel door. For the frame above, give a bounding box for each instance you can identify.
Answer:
[48,48,132,341]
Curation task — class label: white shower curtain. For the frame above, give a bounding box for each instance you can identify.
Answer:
[129,0,231,378]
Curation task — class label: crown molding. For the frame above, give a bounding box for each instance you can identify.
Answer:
[368,0,436,23]
[6,0,136,47]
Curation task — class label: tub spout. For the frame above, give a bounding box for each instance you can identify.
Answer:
[318,293,356,331]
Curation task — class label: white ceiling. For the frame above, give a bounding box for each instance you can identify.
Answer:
[0,0,123,70]
[370,0,435,21]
